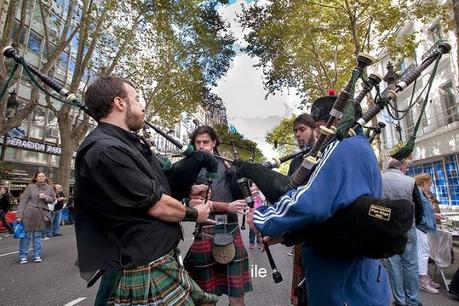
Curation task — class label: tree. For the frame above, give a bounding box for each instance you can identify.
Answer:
[452,0,459,83]
[1,0,234,195]
[213,123,265,162]
[118,0,235,128]
[240,0,447,105]
[240,0,447,161]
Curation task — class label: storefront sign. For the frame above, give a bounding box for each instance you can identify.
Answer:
[3,137,62,155]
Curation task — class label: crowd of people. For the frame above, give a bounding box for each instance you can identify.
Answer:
[1,75,458,306]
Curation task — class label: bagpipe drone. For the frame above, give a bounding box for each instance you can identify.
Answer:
[231,42,451,259]
[1,46,219,201]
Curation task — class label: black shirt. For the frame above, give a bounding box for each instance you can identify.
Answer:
[197,159,238,223]
[55,191,65,210]
[74,122,182,272]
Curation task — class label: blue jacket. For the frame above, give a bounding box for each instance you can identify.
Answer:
[254,134,390,306]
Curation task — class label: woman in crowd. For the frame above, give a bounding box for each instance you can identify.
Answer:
[16,171,55,264]
[0,185,14,235]
[414,173,442,293]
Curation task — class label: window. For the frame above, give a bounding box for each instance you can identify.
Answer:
[440,82,459,124]
[3,147,18,161]
[69,57,76,75]
[51,155,60,167]
[28,32,42,54]
[12,21,27,44]
[430,24,443,42]
[31,107,46,126]
[58,50,69,70]
[20,150,48,165]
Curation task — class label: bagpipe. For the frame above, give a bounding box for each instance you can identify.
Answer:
[230,42,451,259]
[2,46,220,201]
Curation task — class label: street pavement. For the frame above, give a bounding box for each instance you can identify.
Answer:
[0,222,458,306]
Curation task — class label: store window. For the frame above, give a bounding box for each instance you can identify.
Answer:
[20,150,48,165]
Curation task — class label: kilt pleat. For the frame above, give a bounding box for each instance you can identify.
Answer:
[108,251,218,305]
[291,244,305,306]
[184,223,252,297]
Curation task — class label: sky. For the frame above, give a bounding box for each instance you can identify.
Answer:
[213,0,301,159]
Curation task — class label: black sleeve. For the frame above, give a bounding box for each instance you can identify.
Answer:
[412,186,424,225]
[92,146,165,210]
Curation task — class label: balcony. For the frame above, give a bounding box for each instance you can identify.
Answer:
[382,103,459,149]
[421,40,448,61]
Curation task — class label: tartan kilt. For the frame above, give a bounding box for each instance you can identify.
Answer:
[291,244,305,306]
[108,250,218,306]
[184,223,252,297]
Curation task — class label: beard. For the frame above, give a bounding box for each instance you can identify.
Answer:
[125,103,144,132]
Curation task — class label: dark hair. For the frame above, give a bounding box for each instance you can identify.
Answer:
[84,76,135,121]
[293,113,315,129]
[31,171,51,185]
[189,126,221,149]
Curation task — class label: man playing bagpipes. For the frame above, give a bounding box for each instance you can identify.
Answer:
[246,94,393,306]
[74,77,219,305]
[287,112,316,306]
[184,126,252,306]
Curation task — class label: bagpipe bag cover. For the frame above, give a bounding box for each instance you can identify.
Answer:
[230,160,414,259]
[166,151,219,200]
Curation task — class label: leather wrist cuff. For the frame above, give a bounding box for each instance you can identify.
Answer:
[183,207,198,222]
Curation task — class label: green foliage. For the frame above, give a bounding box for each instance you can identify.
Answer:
[239,0,447,108]
[265,115,296,155]
[115,0,235,127]
[213,124,265,162]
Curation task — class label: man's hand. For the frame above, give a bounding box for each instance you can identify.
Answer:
[190,184,210,200]
[228,199,246,214]
[194,201,217,224]
[247,207,259,234]
[189,198,204,208]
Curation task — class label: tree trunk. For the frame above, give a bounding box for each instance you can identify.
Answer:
[453,0,459,85]
[57,108,75,196]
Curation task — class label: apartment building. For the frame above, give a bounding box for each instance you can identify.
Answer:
[369,17,459,206]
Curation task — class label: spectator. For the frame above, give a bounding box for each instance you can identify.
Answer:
[16,171,55,264]
[414,173,441,294]
[382,159,424,306]
[0,186,14,235]
[51,184,65,236]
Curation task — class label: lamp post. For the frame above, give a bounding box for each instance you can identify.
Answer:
[1,90,19,161]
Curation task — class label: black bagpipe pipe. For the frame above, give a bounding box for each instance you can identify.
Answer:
[261,145,311,170]
[229,42,451,259]
[289,53,376,188]
[2,46,219,200]
[238,177,282,283]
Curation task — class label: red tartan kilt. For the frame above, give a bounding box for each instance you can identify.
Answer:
[291,244,305,305]
[184,223,252,297]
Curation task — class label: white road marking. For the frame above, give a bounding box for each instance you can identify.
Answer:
[63,297,87,306]
[0,248,32,257]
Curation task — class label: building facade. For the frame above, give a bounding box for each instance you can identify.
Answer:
[369,16,459,206]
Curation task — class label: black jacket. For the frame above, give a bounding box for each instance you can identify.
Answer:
[74,123,182,272]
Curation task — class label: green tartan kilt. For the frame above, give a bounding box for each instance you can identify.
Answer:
[108,250,218,306]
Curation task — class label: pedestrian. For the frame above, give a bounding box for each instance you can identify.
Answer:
[185,126,252,306]
[16,171,55,264]
[382,159,424,306]
[414,173,441,294]
[0,185,14,235]
[51,184,65,236]
[74,76,217,305]
[248,96,391,306]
